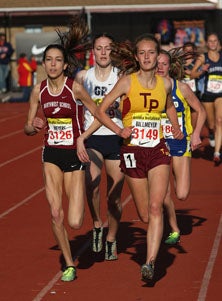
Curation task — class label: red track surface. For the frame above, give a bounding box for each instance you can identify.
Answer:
[0,103,221,301]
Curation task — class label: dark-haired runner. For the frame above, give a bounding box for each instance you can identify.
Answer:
[24,15,97,282]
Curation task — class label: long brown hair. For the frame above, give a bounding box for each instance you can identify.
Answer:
[110,33,160,75]
[167,46,198,80]
[56,13,91,76]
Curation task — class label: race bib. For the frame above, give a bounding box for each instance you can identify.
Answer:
[182,78,196,92]
[130,112,160,147]
[161,112,183,139]
[94,98,121,119]
[207,75,222,93]
[123,153,136,168]
[47,118,73,146]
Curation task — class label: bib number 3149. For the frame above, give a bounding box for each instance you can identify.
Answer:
[130,115,160,147]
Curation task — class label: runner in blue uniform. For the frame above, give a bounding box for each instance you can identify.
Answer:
[157,49,206,244]
[191,33,222,164]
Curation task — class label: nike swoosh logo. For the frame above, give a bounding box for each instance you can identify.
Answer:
[71,164,78,168]
[139,141,150,145]
[31,45,47,55]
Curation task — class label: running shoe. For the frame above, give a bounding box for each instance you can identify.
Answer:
[209,132,215,147]
[105,240,118,260]
[92,227,103,252]
[141,261,155,281]
[61,266,76,282]
[165,232,180,245]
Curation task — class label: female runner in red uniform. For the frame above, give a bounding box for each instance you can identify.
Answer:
[24,15,97,282]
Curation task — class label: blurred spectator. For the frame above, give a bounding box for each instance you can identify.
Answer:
[9,53,37,103]
[190,33,222,163]
[85,49,95,69]
[182,42,202,97]
[0,32,14,93]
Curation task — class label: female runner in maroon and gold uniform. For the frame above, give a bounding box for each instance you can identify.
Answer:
[95,34,183,281]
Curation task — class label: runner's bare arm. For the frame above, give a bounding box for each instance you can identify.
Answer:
[24,84,45,136]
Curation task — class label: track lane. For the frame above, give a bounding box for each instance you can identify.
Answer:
[0,103,221,301]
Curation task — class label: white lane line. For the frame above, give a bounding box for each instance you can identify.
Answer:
[0,146,41,168]
[0,188,45,219]
[197,213,222,301]
[32,273,62,300]
[0,112,26,123]
[0,129,23,139]
[32,193,133,301]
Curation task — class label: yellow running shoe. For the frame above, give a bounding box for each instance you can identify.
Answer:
[165,232,180,245]
[61,266,76,282]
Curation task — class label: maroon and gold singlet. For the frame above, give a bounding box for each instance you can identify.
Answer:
[120,73,167,147]
[40,77,84,149]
